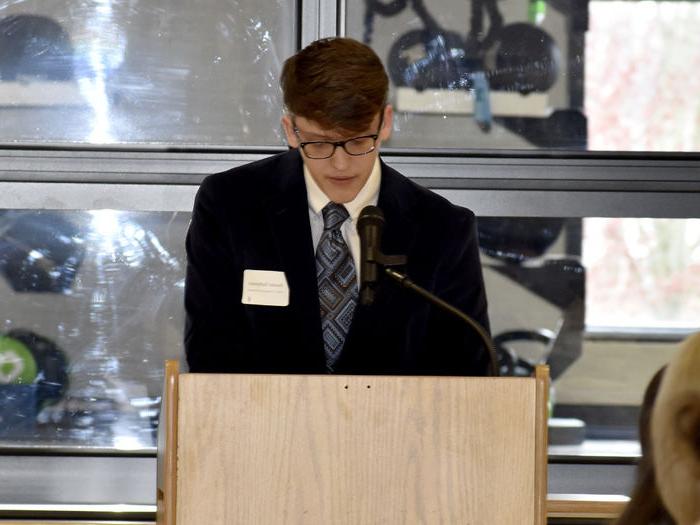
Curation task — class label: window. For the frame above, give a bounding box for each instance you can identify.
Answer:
[587,1,700,153]
[584,218,700,332]
[0,209,187,449]
[0,1,296,147]
[345,0,700,153]
[479,216,696,448]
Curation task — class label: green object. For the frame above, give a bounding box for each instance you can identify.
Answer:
[548,383,556,418]
[0,336,38,384]
[528,0,546,24]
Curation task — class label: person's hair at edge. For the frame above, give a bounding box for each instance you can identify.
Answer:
[614,365,675,525]
[280,37,389,134]
[651,332,700,525]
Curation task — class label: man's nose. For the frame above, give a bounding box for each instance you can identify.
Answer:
[329,145,351,170]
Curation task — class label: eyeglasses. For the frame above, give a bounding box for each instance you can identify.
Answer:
[293,117,383,160]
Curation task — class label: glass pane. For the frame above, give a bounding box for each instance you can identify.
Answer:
[587,2,700,153]
[346,0,700,153]
[0,1,295,147]
[478,216,696,450]
[584,218,700,331]
[0,210,187,450]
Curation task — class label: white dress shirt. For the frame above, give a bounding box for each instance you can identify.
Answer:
[304,157,381,280]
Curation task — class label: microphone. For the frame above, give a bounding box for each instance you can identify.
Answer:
[357,205,385,306]
[356,205,498,374]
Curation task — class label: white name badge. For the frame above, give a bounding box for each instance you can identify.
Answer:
[241,270,290,307]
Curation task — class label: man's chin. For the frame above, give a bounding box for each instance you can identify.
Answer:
[324,182,361,204]
[327,193,356,204]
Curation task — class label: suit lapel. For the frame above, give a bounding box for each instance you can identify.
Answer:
[366,161,420,310]
[264,150,324,364]
[376,162,419,270]
[338,160,420,369]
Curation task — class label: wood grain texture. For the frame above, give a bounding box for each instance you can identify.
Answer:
[534,365,550,525]
[176,374,541,525]
[156,360,179,525]
[547,494,629,519]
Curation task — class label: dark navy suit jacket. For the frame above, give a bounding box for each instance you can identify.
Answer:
[185,149,490,375]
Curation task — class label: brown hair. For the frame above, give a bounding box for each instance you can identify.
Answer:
[280,37,389,133]
[651,333,700,525]
[615,366,675,525]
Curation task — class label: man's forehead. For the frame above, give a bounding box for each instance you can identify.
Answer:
[293,114,379,139]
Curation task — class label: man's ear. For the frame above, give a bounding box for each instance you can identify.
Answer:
[379,104,394,143]
[281,115,299,148]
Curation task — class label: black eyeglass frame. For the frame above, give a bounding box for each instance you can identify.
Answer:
[292,115,385,160]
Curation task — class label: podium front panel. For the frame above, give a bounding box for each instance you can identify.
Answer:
[176,374,538,524]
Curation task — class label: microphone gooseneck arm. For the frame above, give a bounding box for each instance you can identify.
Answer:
[384,267,499,377]
[357,205,498,376]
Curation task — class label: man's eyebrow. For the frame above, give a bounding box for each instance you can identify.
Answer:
[300,131,332,140]
[300,128,376,141]
[297,128,346,141]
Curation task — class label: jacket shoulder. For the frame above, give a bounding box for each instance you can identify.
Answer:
[198,150,297,201]
[381,161,476,225]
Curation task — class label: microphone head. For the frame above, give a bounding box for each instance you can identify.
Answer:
[357,205,384,231]
[357,205,384,307]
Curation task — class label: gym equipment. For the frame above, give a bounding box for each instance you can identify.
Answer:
[0,14,74,81]
[0,211,85,293]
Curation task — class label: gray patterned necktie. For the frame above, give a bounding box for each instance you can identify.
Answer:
[316,203,358,371]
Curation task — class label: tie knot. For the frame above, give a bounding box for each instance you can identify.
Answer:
[321,203,349,231]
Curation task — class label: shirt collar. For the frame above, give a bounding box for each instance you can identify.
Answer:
[304,157,381,221]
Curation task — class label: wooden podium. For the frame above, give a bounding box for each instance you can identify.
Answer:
[157,361,549,524]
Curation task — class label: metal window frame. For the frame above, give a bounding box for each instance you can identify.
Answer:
[300,0,340,46]
[1,148,699,218]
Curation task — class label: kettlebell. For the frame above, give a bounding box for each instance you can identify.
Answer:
[487,22,561,94]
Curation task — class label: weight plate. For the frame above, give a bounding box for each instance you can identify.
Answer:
[0,335,38,384]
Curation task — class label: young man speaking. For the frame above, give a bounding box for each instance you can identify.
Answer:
[185,37,490,375]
